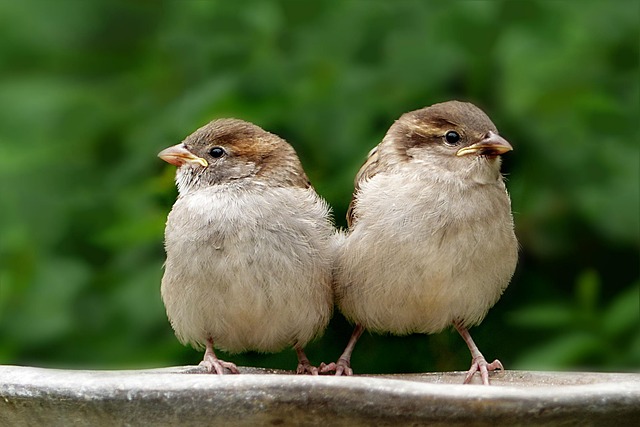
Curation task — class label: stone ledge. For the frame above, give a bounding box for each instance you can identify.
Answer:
[1,365,638,426]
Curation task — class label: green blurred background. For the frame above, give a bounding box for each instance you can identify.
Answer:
[0,0,638,374]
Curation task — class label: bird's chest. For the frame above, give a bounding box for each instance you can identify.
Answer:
[361,173,503,226]
[342,174,516,332]
[164,189,305,268]
[354,173,513,273]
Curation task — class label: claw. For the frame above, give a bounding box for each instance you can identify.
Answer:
[199,337,239,375]
[296,360,319,375]
[454,321,503,385]
[319,358,353,376]
[294,344,319,375]
[318,362,335,374]
[325,324,364,376]
[464,356,503,385]
[199,357,239,375]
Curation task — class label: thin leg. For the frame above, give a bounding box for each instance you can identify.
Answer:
[294,344,319,375]
[199,337,240,374]
[320,324,364,376]
[454,321,503,385]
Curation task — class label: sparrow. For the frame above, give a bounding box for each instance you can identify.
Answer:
[158,118,336,375]
[324,101,518,384]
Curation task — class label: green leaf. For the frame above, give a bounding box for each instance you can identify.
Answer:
[575,269,600,315]
[507,304,575,329]
[512,332,602,370]
[601,282,640,336]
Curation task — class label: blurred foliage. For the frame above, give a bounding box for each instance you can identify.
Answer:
[0,0,638,373]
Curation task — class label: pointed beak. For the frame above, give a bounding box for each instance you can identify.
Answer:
[158,143,208,167]
[456,131,513,157]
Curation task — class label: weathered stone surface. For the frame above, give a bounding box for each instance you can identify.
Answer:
[0,365,638,426]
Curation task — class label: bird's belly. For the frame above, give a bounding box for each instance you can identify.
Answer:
[336,190,517,335]
[162,234,332,353]
[338,235,512,334]
[161,191,333,353]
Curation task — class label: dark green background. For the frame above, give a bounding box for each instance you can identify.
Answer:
[1,0,638,374]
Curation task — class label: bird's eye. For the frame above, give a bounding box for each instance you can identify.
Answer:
[209,147,225,158]
[444,131,461,145]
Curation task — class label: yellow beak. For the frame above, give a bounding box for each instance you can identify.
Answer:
[158,143,208,167]
[456,131,513,157]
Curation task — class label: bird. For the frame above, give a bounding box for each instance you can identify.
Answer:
[322,101,518,385]
[158,118,336,375]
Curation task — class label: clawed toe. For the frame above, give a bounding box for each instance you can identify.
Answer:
[296,361,319,375]
[199,356,239,374]
[294,345,320,375]
[318,362,336,374]
[319,359,353,376]
[198,338,239,374]
[464,356,503,385]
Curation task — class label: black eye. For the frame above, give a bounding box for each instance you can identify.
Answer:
[209,147,225,158]
[444,131,461,145]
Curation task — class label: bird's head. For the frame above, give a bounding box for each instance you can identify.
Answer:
[386,101,512,181]
[158,119,309,194]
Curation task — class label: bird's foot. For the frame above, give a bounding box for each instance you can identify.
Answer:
[319,358,353,376]
[199,355,239,375]
[294,344,319,375]
[464,356,503,385]
[319,324,363,376]
[296,360,319,375]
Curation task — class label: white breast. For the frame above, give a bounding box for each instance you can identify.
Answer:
[336,169,518,335]
[161,185,336,353]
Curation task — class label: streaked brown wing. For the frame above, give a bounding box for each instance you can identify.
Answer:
[346,145,384,228]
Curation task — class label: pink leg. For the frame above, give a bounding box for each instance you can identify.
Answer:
[294,344,319,375]
[320,324,364,376]
[199,337,239,374]
[454,321,503,385]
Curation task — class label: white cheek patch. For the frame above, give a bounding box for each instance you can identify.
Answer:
[176,167,195,195]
